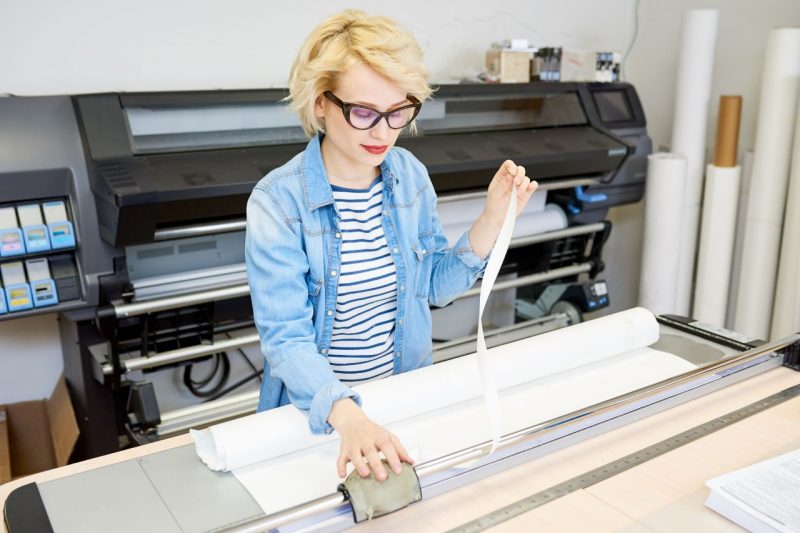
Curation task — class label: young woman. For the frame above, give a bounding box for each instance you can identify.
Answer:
[245,10,537,482]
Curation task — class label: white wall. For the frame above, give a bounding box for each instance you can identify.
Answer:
[0,0,633,95]
[0,0,798,400]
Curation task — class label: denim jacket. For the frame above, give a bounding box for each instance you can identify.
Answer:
[245,134,489,434]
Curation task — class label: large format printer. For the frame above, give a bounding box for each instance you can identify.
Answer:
[0,82,651,459]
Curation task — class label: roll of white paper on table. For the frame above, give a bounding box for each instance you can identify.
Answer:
[771,112,800,339]
[639,153,687,315]
[192,307,659,471]
[693,164,741,326]
[670,8,719,316]
[437,191,547,227]
[734,27,800,340]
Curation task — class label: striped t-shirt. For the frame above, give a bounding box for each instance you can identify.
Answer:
[328,177,397,385]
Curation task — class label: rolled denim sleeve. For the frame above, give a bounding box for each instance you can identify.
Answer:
[245,185,359,434]
[425,182,490,307]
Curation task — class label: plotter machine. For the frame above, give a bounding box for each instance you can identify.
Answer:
[0,81,650,459]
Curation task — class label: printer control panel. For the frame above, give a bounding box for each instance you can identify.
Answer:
[0,197,81,315]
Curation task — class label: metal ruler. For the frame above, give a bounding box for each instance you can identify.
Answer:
[448,383,800,532]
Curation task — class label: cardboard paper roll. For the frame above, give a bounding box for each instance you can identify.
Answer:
[714,96,742,168]
[670,9,719,316]
[771,107,800,339]
[639,153,687,315]
[193,307,659,471]
[693,164,741,326]
[734,27,800,340]
[726,149,754,329]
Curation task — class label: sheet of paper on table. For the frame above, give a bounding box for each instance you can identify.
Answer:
[706,448,800,532]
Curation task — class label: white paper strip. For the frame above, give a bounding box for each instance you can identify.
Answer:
[694,164,741,326]
[639,153,687,315]
[670,8,719,316]
[475,185,517,451]
[734,27,800,340]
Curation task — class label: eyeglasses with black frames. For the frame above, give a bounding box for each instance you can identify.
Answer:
[323,91,422,130]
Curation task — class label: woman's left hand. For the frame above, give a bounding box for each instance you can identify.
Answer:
[468,160,539,259]
[484,160,538,225]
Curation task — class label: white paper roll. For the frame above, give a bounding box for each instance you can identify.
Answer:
[726,149,755,329]
[734,27,800,340]
[639,153,687,315]
[441,203,567,245]
[771,107,800,339]
[437,190,547,226]
[192,307,659,471]
[234,345,692,515]
[693,165,741,326]
[670,9,719,316]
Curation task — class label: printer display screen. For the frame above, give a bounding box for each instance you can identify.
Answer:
[593,90,634,123]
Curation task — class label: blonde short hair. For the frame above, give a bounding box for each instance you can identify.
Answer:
[287,10,432,137]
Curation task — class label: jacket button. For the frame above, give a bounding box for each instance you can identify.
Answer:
[327,310,333,316]
[335,232,341,239]
[331,270,337,277]
[392,247,399,253]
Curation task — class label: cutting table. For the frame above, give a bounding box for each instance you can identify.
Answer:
[2,318,799,532]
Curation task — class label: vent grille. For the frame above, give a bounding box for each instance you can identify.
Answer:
[97,161,141,193]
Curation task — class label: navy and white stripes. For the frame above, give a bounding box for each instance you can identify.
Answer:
[328,177,397,384]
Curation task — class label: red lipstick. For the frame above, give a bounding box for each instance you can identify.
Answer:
[361,144,388,155]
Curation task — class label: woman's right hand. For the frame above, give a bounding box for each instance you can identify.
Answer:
[328,398,414,481]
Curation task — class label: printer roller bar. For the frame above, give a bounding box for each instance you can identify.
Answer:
[459,263,592,299]
[435,177,599,203]
[149,178,599,241]
[101,333,260,375]
[224,334,800,532]
[104,225,602,320]
[101,262,593,375]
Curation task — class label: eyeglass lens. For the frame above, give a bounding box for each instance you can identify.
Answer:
[349,105,415,129]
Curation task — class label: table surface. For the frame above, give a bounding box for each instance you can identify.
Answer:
[2,366,799,533]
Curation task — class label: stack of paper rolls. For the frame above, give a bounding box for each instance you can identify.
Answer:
[771,105,800,339]
[639,153,687,315]
[693,95,742,327]
[734,27,800,340]
[670,9,719,316]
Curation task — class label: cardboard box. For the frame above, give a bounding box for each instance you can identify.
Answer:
[0,376,79,480]
[486,48,532,83]
[0,407,10,483]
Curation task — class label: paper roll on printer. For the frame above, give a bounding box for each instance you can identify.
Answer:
[434,193,567,339]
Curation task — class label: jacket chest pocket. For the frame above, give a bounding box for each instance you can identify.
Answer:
[413,234,435,299]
